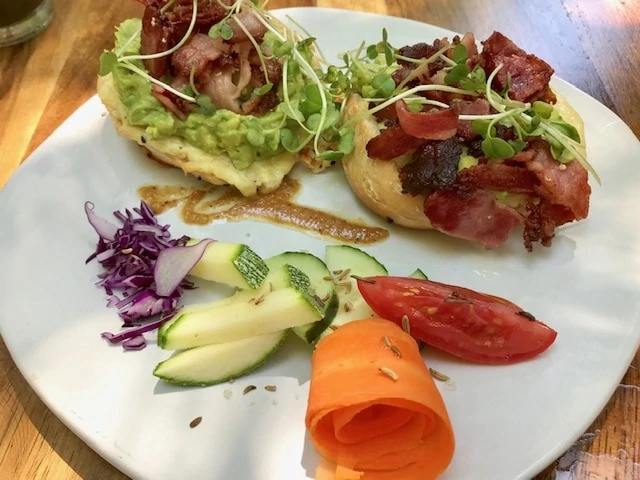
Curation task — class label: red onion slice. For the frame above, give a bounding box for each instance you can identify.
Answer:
[84,201,119,241]
[154,239,215,297]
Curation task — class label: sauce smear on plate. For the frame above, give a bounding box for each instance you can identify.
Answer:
[139,178,389,245]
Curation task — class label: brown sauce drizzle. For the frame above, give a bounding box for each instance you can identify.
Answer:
[138,178,389,245]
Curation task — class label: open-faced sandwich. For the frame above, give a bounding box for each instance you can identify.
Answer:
[339,31,595,250]
[97,0,351,197]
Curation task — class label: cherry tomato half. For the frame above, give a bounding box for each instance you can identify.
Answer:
[356,276,557,364]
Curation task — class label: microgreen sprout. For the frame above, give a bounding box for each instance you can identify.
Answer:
[337,28,598,182]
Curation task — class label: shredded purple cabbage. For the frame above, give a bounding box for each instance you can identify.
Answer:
[85,201,195,350]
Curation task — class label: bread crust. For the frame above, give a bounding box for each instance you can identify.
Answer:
[341,92,586,229]
[97,73,298,197]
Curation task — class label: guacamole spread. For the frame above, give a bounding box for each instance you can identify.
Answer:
[111,19,285,170]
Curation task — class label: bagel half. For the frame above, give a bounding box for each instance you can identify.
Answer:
[341,91,586,229]
[97,73,298,197]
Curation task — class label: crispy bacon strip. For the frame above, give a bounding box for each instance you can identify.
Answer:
[395,100,459,140]
[424,189,524,249]
[457,163,539,193]
[480,32,556,103]
[171,33,229,77]
[366,125,425,161]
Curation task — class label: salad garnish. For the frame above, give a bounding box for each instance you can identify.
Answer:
[331,29,599,183]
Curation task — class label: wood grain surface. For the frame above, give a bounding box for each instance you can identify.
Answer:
[1,0,639,479]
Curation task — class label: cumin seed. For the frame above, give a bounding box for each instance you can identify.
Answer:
[337,268,351,281]
[321,293,330,303]
[517,310,536,321]
[329,325,338,331]
[429,368,450,382]
[269,282,274,292]
[189,416,202,428]
[344,301,353,312]
[443,298,472,304]
[264,385,277,392]
[323,276,334,282]
[243,385,257,395]
[383,336,403,358]
[350,275,376,284]
[338,281,352,293]
[402,315,411,334]
[254,294,265,305]
[332,269,344,275]
[378,367,398,381]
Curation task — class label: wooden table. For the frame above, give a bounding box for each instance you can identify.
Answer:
[1,0,639,478]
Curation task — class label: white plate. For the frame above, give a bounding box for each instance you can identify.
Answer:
[1,7,640,480]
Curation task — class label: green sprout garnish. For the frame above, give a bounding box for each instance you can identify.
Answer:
[334,28,599,183]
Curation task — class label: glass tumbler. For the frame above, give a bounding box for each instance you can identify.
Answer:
[0,0,54,47]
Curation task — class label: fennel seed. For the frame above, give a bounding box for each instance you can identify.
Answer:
[378,367,398,381]
[429,368,450,382]
[351,275,376,284]
[401,315,411,334]
[243,385,257,395]
[337,268,351,281]
[383,336,402,358]
[189,416,202,428]
[264,385,277,392]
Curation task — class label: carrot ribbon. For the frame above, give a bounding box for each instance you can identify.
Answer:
[305,318,455,480]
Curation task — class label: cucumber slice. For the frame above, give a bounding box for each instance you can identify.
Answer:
[317,245,387,342]
[158,264,323,350]
[153,330,287,387]
[189,241,268,290]
[408,268,428,280]
[265,252,339,343]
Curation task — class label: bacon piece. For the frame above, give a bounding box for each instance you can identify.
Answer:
[171,33,229,77]
[480,32,556,103]
[399,138,462,195]
[141,5,176,78]
[366,125,425,161]
[524,139,590,220]
[199,42,253,113]
[450,98,491,140]
[395,100,459,140]
[424,189,524,249]
[459,32,478,58]
[152,84,188,120]
[372,103,398,122]
[227,8,267,43]
[457,163,539,193]
[164,0,229,30]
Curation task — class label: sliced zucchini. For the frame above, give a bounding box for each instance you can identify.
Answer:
[317,245,388,342]
[158,264,323,350]
[265,252,339,343]
[153,330,288,387]
[408,268,428,280]
[188,241,268,290]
